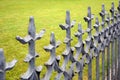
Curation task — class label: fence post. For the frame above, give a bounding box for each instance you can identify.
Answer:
[43,32,61,80]
[0,48,17,80]
[117,1,120,80]
[84,7,94,80]
[74,24,84,80]
[16,16,45,80]
[93,17,101,80]
[105,14,110,80]
[110,2,115,80]
[55,10,75,80]
[114,11,119,80]
[99,4,106,80]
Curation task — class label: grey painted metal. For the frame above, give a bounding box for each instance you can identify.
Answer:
[107,43,110,80]
[110,2,115,80]
[114,11,119,80]
[0,48,17,80]
[93,17,101,80]
[117,1,120,79]
[99,4,106,80]
[55,10,75,80]
[43,32,61,80]
[16,16,45,80]
[105,14,111,80]
[74,24,84,80]
[1,1,120,80]
[96,55,99,80]
[117,25,120,80]
[114,38,117,80]
[84,7,94,80]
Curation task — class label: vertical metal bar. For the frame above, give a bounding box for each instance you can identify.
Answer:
[110,2,115,80]
[118,35,120,80]
[111,41,114,80]
[117,1,120,79]
[84,6,94,80]
[114,11,118,80]
[0,49,17,80]
[88,59,92,80]
[74,24,84,80]
[107,45,110,80]
[115,38,117,79]
[93,17,100,80]
[96,55,99,80]
[102,50,105,80]
[56,10,75,80]
[106,14,111,80]
[43,32,61,80]
[16,16,45,80]
[117,22,120,80]
[99,4,106,80]
[78,71,83,80]
[77,60,84,80]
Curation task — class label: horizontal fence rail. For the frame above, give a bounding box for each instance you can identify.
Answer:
[0,1,120,80]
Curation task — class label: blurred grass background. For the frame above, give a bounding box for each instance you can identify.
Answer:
[0,0,118,80]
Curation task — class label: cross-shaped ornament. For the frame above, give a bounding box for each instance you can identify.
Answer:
[16,16,45,80]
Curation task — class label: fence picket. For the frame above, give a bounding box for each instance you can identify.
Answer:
[0,1,120,80]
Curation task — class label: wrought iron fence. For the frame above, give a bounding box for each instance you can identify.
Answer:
[0,1,120,80]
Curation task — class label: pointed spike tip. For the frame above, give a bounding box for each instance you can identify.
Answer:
[88,7,91,17]
[102,4,105,11]
[51,32,55,39]
[28,16,36,37]
[112,2,114,5]
[50,32,56,45]
[66,10,70,14]
[112,2,114,9]
[88,7,91,12]
[66,10,70,25]
[29,16,34,22]
[88,6,91,10]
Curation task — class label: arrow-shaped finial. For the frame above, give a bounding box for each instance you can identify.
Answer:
[43,32,61,80]
[66,10,71,25]
[118,1,120,13]
[110,2,115,24]
[78,24,84,34]
[94,17,100,33]
[88,7,91,18]
[16,17,45,44]
[28,16,36,38]
[74,24,84,61]
[0,49,17,80]
[74,23,84,43]
[100,4,106,29]
[100,4,106,17]
[16,16,45,80]
[84,7,94,24]
[84,7,94,38]
[110,2,115,13]
[50,32,56,46]
[59,11,75,30]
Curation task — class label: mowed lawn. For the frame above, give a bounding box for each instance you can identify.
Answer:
[0,0,118,80]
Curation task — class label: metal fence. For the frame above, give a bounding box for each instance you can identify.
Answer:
[0,1,120,80]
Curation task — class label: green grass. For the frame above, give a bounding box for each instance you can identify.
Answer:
[0,0,118,80]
